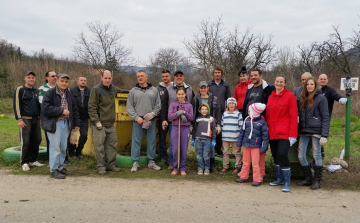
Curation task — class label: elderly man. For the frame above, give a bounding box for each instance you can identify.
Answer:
[89,70,122,175]
[126,70,162,172]
[293,72,313,101]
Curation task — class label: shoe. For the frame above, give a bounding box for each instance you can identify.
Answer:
[180,171,186,176]
[236,178,248,183]
[171,170,178,176]
[71,155,79,160]
[148,162,161,171]
[197,169,203,175]
[131,162,140,172]
[282,168,291,192]
[168,164,174,170]
[107,166,121,172]
[252,181,261,186]
[220,168,228,174]
[51,170,66,179]
[232,167,241,175]
[22,163,30,171]
[98,168,106,175]
[77,155,84,159]
[29,161,44,167]
[63,160,70,165]
[269,165,284,186]
[297,165,313,186]
[59,168,71,176]
[311,166,323,190]
[204,169,210,176]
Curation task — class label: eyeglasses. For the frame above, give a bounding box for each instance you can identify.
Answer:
[50,75,57,78]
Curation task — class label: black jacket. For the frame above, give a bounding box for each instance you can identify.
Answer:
[157,83,169,122]
[208,79,231,112]
[13,85,41,120]
[320,85,343,118]
[41,85,80,133]
[191,92,221,125]
[298,94,330,137]
[69,86,90,120]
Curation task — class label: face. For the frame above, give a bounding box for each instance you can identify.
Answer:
[200,106,208,116]
[57,77,69,91]
[239,73,249,83]
[213,69,222,81]
[250,71,262,85]
[174,73,184,86]
[306,79,316,93]
[301,74,311,85]
[24,74,35,87]
[46,71,57,85]
[199,85,208,96]
[228,102,236,111]
[176,90,186,102]
[137,71,148,85]
[101,72,113,87]
[161,72,171,84]
[77,77,87,88]
[275,77,286,91]
[318,74,328,87]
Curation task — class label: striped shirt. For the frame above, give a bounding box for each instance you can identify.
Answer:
[221,110,243,142]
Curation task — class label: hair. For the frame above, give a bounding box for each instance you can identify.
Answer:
[176,87,187,101]
[300,77,318,111]
[275,74,287,83]
[213,67,224,76]
[137,70,146,74]
[238,70,249,76]
[225,102,236,112]
[250,68,262,75]
[102,70,113,77]
[161,70,171,75]
[45,70,55,83]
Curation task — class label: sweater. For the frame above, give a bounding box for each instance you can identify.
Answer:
[192,114,216,140]
[13,85,41,120]
[221,110,243,142]
[168,101,193,127]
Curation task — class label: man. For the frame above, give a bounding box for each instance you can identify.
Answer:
[88,70,122,175]
[127,70,162,172]
[67,76,91,159]
[13,71,43,171]
[208,67,231,155]
[293,72,313,101]
[41,73,80,179]
[39,70,57,160]
[242,68,275,119]
[157,70,171,164]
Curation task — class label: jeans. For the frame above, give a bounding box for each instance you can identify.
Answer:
[131,120,156,163]
[298,136,322,167]
[195,138,211,170]
[47,120,69,172]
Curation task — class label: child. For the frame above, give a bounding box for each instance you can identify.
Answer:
[191,103,216,175]
[168,87,193,176]
[220,98,243,175]
[236,103,269,186]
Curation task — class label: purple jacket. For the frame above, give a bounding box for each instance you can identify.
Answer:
[168,101,193,126]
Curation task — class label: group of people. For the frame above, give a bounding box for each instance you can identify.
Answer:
[14,66,347,192]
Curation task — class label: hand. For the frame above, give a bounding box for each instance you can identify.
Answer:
[211,140,216,148]
[216,124,221,135]
[95,122,102,130]
[319,137,327,145]
[63,109,70,116]
[69,128,79,144]
[136,117,144,125]
[162,120,168,130]
[260,150,266,154]
[144,112,155,121]
[180,114,187,123]
[18,120,26,128]
[175,110,185,117]
[142,120,151,129]
[339,98,347,105]
[191,139,195,147]
[289,137,297,146]
[190,125,193,133]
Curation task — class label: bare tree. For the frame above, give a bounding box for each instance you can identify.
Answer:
[298,42,326,74]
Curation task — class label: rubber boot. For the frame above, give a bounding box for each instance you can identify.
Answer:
[281,168,291,192]
[269,165,284,186]
[311,166,323,190]
[297,165,313,186]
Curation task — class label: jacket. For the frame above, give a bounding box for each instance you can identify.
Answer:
[167,82,194,107]
[168,101,193,127]
[266,89,298,140]
[38,83,53,104]
[192,113,216,140]
[221,110,243,142]
[237,116,269,153]
[242,79,275,118]
[157,83,169,122]
[41,85,80,133]
[208,79,231,112]
[191,92,221,125]
[69,86,90,120]
[13,85,41,120]
[298,93,330,137]
[320,85,344,118]
[234,80,252,110]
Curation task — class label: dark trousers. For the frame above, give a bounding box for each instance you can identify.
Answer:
[215,132,223,155]
[67,119,89,156]
[20,117,42,165]
[270,139,290,168]
[45,130,50,160]
[157,119,170,160]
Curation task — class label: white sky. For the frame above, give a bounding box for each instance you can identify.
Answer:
[1,0,359,66]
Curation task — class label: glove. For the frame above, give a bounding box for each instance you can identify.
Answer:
[339,98,347,105]
[142,120,151,129]
[211,140,216,148]
[289,137,297,146]
[69,128,79,144]
[191,139,195,147]
[95,122,102,130]
[175,110,185,117]
[216,125,221,135]
[319,137,327,145]
[180,114,187,123]
[260,150,266,154]
[144,112,155,121]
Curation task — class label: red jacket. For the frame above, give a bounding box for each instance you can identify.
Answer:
[234,80,252,110]
[266,88,298,140]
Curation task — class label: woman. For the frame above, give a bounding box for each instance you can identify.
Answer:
[297,77,330,190]
[266,75,298,192]
[234,67,252,113]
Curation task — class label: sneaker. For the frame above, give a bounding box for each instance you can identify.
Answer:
[180,171,186,176]
[131,162,140,172]
[22,163,30,171]
[51,170,66,179]
[236,178,249,183]
[204,169,210,175]
[232,167,241,175]
[29,161,44,167]
[197,169,203,175]
[107,166,121,172]
[63,159,70,165]
[59,168,72,176]
[220,168,228,174]
[148,162,161,171]
[77,155,84,159]
[171,170,178,176]
[168,164,174,170]
[98,168,106,175]
[252,181,261,186]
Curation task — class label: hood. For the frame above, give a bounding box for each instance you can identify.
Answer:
[198,103,210,115]
[248,79,269,90]
[136,83,152,90]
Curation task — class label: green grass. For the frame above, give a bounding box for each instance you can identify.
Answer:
[0,98,13,114]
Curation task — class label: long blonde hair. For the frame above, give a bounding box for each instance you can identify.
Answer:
[300,77,318,111]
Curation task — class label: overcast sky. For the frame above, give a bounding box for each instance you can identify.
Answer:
[1,0,359,66]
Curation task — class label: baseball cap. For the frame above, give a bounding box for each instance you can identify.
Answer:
[198,81,208,87]
[25,71,35,76]
[57,73,70,79]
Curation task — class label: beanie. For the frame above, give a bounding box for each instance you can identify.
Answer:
[226,97,237,107]
[243,103,266,139]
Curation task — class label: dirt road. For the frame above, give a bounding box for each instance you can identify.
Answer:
[0,170,359,223]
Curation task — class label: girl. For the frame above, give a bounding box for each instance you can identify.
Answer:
[236,103,269,186]
[220,98,243,175]
[233,67,252,113]
[168,87,193,176]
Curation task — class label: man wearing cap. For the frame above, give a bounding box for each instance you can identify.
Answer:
[234,67,252,114]
[13,71,43,171]
[207,67,231,155]
[293,72,313,101]
[41,73,80,179]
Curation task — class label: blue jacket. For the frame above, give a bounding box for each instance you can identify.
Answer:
[237,116,269,153]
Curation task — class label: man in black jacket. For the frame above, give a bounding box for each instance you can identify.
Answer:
[67,76,91,159]
[13,71,43,171]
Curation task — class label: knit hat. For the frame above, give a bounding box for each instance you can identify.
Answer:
[243,103,266,139]
[226,97,237,107]
[198,103,210,115]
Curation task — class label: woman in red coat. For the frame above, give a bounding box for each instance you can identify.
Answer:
[266,75,298,192]
[233,67,252,113]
